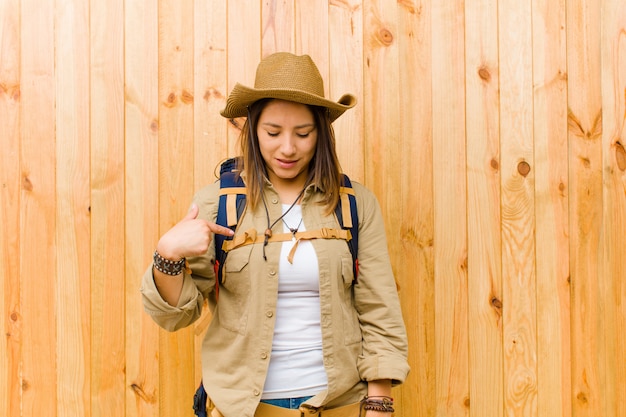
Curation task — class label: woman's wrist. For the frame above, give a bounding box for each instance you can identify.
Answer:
[153,250,186,275]
[364,380,394,413]
[361,396,394,413]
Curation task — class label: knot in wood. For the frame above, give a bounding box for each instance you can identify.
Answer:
[377,28,394,46]
[517,161,531,177]
[165,92,177,107]
[22,175,33,192]
[615,141,626,171]
[478,66,491,82]
[181,89,194,104]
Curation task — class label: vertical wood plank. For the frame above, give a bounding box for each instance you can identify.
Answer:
[55,0,91,416]
[532,0,571,416]
[192,0,228,389]
[193,0,228,189]
[431,0,469,415]
[262,0,295,54]
[600,1,626,415]
[226,0,262,156]
[329,0,364,181]
[566,0,604,415]
[158,1,196,415]
[294,0,326,64]
[464,0,504,415]
[396,1,433,415]
[90,0,126,415]
[362,0,399,211]
[499,0,538,415]
[19,1,57,415]
[125,0,160,415]
[0,1,22,416]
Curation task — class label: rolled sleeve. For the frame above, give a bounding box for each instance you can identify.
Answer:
[140,267,205,332]
[352,183,410,384]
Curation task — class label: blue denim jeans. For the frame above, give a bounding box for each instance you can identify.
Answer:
[260,396,314,409]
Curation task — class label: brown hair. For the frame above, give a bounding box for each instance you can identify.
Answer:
[238,99,342,215]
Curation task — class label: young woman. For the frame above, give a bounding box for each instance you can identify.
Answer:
[141,52,409,417]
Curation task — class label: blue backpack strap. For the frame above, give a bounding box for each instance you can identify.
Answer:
[335,174,359,282]
[215,158,246,288]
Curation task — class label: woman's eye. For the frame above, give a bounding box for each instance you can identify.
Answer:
[297,132,311,138]
[266,131,279,137]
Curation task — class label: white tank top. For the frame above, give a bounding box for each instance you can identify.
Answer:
[261,204,328,399]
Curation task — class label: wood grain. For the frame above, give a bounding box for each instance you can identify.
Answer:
[124,0,160,416]
[465,0,504,414]
[567,0,604,415]
[432,1,470,415]
[55,1,91,415]
[20,1,58,415]
[226,0,262,156]
[600,1,626,415]
[0,1,22,416]
[90,0,126,415]
[532,0,571,416]
[158,1,196,415]
[396,1,433,415]
[193,0,228,393]
[499,0,538,415]
[329,0,365,181]
[3,1,626,416]
[263,0,295,55]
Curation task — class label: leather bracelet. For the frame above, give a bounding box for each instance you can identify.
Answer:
[153,250,186,275]
[360,396,395,413]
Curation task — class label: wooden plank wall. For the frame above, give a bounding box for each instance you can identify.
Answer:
[1,0,625,416]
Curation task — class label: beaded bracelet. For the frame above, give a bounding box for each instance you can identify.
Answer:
[360,396,395,413]
[153,250,186,275]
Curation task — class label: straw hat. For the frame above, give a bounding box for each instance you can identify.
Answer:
[220,52,356,122]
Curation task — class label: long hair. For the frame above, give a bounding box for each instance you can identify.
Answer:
[238,99,342,215]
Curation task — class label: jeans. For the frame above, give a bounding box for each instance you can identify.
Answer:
[260,396,314,409]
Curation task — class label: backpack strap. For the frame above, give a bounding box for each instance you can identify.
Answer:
[214,158,246,292]
[336,174,359,282]
[215,164,359,287]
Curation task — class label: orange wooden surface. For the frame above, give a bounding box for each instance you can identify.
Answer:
[1,1,625,416]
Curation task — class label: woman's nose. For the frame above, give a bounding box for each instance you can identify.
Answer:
[278,134,296,154]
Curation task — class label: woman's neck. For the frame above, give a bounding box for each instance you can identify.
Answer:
[268,173,309,204]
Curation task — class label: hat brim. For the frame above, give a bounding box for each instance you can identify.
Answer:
[220,83,356,123]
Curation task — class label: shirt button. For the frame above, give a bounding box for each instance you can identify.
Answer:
[261,352,268,359]
[266,311,273,318]
[269,269,277,276]
[271,197,279,204]
[253,389,260,396]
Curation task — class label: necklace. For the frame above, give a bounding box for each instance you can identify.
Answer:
[260,187,306,260]
[282,217,303,238]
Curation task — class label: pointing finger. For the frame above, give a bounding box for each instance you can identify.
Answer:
[209,223,235,237]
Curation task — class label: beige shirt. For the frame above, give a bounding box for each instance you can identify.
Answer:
[141,179,410,417]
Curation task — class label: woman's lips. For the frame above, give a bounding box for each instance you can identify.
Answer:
[276,159,298,169]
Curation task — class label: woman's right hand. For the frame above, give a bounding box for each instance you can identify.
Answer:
[156,203,235,261]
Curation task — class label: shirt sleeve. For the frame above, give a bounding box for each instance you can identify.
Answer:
[140,181,220,332]
[351,182,411,385]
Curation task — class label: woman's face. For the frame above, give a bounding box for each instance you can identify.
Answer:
[256,99,317,189]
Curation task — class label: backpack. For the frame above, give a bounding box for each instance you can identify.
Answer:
[212,157,359,295]
[193,158,360,416]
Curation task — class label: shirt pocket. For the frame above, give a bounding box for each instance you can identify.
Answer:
[340,254,362,345]
[215,244,253,334]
